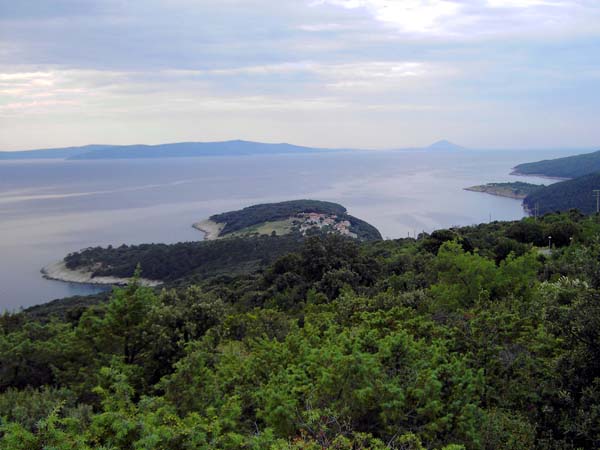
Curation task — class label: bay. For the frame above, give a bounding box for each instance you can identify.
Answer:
[0,148,582,309]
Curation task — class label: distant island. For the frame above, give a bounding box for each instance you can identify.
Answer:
[194,199,382,242]
[425,140,467,151]
[0,140,334,160]
[465,182,543,199]
[1,139,467,160]
[512,149,600,178]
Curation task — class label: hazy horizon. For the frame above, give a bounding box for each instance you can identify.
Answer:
[1,139,598,154]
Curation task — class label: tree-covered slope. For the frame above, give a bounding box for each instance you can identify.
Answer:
[513,149,600,178]
[63,234,306,282]
[524,172,600,215]
[4,212,600,448]
[465,181,543,199]
[209,199,383,241]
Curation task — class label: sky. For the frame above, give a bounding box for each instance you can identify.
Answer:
[0,0,599,150]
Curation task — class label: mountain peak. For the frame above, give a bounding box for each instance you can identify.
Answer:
[426,140,466,151]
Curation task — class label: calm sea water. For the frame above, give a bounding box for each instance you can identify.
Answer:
[0,148,583,310]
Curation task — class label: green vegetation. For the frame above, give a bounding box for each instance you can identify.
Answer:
[513,149,600,178]
[61,201,381,290]
[211,200,346,235]
[524,172,600,215]
[3,211,600,448]
[64,234,306,283]
[225,219,296,238]
[465,182,543,199]
[209,200,382,241]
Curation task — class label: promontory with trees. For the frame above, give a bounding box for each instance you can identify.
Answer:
[466,149,600,216]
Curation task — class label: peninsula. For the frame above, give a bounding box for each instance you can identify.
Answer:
[464,182,543,199]
[44,200,382,287]
[193,199,382,241]
[41,260,162,287]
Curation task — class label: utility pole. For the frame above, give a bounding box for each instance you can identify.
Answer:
[594,190,600,213]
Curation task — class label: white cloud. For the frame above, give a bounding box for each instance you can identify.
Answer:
[297,23,353,31]
[0,61,452,116]
[313,0,461,33]
[312,0,600,36]
[486,0,567,7]
[1,1,599,149]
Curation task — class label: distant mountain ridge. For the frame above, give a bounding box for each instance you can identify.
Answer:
[0,139,467,160]
[425,140,466,151]
[0,140,334,160]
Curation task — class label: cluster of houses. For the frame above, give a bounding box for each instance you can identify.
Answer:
[295,212,358,238]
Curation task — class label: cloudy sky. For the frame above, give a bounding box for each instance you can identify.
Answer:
[1,0,599,150]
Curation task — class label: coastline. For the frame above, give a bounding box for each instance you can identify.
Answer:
[192,219,224,240]
[41,260,162,287]
[39,217,221,289]
[464,186,526,200]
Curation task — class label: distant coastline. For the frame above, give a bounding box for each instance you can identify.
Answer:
[41,260,162,287]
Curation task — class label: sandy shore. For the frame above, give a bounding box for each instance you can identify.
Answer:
[192,219,225,240]
[41,260,162,287]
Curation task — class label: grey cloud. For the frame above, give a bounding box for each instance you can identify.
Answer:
[0,0,599,150]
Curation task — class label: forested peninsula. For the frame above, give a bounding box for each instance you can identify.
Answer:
[52,200,382,288]
[466,150,600,217]
[195,200,382,241]
[464,182,543,199]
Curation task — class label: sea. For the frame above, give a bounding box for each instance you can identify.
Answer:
[0,148,585,310]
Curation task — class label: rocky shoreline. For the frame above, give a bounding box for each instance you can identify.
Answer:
[40,217,221,289]
[192,219,224,240]
[464,186,527,200]
[41,260,162,287]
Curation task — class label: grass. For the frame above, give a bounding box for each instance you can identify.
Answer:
[226,218,295,238]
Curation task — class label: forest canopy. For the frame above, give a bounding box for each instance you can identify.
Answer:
[2,211,600,448]
[209,200,383,241]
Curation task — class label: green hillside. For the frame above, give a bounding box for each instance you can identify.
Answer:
[524,172,600,215]
[4,213,600,447]
[513,149,600,178]
[465,181,543,199]
[209,199,383,241]
[63,234,306,283]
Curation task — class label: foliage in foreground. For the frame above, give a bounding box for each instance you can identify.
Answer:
[2,212,600,448]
